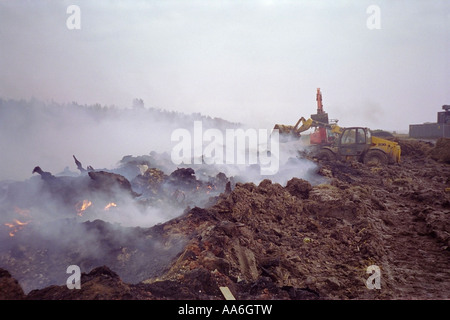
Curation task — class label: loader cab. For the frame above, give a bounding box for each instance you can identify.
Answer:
[337,127,371,158]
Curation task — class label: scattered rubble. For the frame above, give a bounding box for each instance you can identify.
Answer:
[0,138,449,300]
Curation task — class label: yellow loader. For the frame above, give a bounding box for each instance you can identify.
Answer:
[275,116,401,165]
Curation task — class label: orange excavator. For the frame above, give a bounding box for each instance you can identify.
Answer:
[310,88,333,144]
[274,88,339,145]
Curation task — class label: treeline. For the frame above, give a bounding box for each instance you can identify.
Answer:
[0,97,240,129]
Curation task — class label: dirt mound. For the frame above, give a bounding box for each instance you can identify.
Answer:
[26,266,137,300]
[145,139,450,299]
[1,138,449,300]
[396,139,434,158]
[397,137,450,164]
[0,268,25,299]
[429,138,450,163]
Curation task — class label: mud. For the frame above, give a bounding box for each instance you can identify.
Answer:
[1,138,449,300]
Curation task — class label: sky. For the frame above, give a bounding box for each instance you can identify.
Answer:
[0,0,449,132]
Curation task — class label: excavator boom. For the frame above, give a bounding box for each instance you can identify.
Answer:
[274,88,337,140]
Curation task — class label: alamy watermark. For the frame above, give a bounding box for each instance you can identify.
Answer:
[64,263,380,291]
[65,4,380,31]
[66,5,81,30]
[366,5,381,30]
[366,265,381,290]
[171,121,279,175]
[66,265,81,289]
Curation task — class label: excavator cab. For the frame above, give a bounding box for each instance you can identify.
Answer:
[310,126,339,145]
[310,127,327,144]
[337,127,371,158]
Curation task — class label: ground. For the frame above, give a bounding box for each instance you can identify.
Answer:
[0,138,449,300]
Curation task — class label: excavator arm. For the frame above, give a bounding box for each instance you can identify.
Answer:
[274,117,342,137]
[273,89,342,143]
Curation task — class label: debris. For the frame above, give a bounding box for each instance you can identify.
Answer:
[303,237,313,244]
[1,139,450,300]
[285,178,312,199]
[73,155,88,173]
[219,286,236,300]
[88,170,140,198]
[32,166,56,181]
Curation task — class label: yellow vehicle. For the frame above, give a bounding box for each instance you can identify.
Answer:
[274,89,401,165]
[275,117,401,166]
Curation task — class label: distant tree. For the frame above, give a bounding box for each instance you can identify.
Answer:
[132,98,145,109]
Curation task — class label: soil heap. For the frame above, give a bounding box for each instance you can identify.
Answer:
[1,139,449,300]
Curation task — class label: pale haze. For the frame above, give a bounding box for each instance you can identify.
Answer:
[1,0,449,129]
[0,0,449,181]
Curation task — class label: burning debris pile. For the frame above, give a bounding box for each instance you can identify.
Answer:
[0,153,235,293]
[1,139,450,300]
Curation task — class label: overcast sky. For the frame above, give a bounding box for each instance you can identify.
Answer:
[1,0,449,132]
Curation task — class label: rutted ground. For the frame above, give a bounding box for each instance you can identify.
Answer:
[1,138,449,300]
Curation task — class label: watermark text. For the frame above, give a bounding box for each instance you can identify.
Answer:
[171,121,279,175]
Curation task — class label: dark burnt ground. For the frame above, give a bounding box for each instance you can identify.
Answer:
[1,139,449,300]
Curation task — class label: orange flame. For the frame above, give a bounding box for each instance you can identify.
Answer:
[4,219,30,237]
[104,202,117,210]
[4,206,32,237]
[76,200,92,216]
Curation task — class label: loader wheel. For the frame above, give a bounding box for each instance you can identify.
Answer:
[363,150,388,166]
[316,149,336,162]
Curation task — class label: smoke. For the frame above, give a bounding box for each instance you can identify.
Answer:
[0,98,201,291]
[0,98,213,181]
[0,97,325,293]
[0,97,324,184]
[0,173,188,293]
[191,139,324,186]
[0,98,326,219]
[0,97,325,232]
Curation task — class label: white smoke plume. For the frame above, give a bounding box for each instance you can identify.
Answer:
[0,97,324,293]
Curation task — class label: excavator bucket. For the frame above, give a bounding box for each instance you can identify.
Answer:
[273,124,301,137]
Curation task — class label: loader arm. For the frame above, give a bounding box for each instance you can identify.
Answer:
[274,117,311,137]
[296,117,343,135]
[295,117,313,133]
[274,117,342,137]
